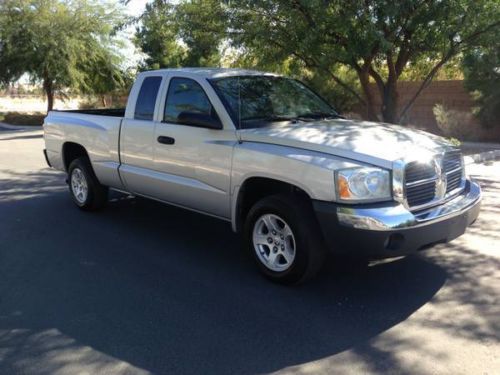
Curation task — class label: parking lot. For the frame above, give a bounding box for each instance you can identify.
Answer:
[0,127,499,374]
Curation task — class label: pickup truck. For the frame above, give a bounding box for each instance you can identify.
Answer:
[43,68,481,284]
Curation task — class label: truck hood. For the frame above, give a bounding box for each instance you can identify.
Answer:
[238,118,453,169]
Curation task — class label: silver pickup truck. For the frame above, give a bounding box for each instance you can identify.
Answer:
[43,68,481,284]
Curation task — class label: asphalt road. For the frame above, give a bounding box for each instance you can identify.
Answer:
[0,127,499,374]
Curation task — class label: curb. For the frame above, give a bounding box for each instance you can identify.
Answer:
[461,141,500,150]
[465,150,500,166]
[0,122,42,131]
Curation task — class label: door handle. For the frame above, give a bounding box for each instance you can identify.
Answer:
[157,136,175,145]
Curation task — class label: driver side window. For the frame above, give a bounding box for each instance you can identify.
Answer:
[164,77,215,125]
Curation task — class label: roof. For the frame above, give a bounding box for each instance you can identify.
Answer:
[144,67,279,79]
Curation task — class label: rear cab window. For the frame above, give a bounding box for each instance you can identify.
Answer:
[134,76,162,121]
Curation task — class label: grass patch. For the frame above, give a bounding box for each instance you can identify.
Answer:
[0,111,45,126]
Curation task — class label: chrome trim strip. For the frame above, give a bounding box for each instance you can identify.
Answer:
[405,176,438,187]
[392,159,406,206]
[445,166,462,175]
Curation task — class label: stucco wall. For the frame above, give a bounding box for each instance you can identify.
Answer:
[353,80,479,132]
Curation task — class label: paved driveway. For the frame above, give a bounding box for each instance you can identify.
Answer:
[0,128,499,374]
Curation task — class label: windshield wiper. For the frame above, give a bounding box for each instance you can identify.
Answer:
[243,112,343,124]
[243,115,299,122]
[296,112,343,120]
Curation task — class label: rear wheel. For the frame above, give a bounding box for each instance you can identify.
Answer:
[244,194,326,284]
[68,157,108,210]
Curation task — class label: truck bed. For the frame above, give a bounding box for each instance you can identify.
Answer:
[44,108,125,189]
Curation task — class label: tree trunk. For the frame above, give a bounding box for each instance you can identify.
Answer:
[381,80,399,124]
[380,53,401,124]
[46,89,54,113]
[101,95,107,108]
[357,70,378,121]
[43,76,54,113]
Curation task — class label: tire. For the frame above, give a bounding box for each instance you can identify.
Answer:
[243,194,326,285]
[68,157,108,211]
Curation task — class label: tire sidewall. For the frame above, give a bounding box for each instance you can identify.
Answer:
[68,159,96,209]
[244,196,311,284]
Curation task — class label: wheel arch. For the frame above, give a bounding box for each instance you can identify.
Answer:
[232,176,313,233]
[62,142,89,172]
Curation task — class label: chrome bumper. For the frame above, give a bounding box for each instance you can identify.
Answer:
[337,179,481,231]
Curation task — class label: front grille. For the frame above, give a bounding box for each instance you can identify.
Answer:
[403,151,464,210]
[443,151,464,193]
[404,161,437,207]
[405,162,436,183]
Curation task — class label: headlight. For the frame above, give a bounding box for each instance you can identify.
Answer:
[335,167,391,203]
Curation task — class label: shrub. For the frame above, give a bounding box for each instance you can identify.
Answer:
[433,104,479,140]
[463,43,500,128]
[2,112,45,126]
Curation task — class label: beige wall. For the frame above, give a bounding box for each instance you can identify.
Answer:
[353,80,478,132]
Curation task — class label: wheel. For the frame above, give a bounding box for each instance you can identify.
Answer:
[244,194,326,285]
[68,157,108,211]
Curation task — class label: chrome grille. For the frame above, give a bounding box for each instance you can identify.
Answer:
[443,151,464,193]
[403,151,465,210]
[404,162,437,207]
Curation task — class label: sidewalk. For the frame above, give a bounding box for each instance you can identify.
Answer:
[464,150,500,165]
[460,141,500,165]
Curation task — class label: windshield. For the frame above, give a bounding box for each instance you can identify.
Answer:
[209,76,339,129]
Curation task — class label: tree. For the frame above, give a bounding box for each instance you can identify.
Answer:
[463,39,500,128]
[0,0,125,112]
[135,0,186,70]
[134,0,226,70]
[225,0,500,123]
[174,0,227,66]
[76,49,130,107]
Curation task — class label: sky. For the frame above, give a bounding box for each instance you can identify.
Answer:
[125,0,149,17]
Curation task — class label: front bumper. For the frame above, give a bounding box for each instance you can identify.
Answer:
[313,179,481,258]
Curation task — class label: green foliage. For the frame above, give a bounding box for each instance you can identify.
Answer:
[132,1,499,121]
[135,0,186,70]
[463,40,500,128]
[135,0,226,70]
[175,0,227,67]
[224,0,500,123]
[447,137,462,147]
[0,0,126,111]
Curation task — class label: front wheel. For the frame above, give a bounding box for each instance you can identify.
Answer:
[244,194,326,285]
[68,157,108,211]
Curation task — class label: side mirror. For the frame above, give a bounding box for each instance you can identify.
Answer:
[177,111,222,130]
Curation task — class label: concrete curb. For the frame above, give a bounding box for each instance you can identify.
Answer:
[0,122,42,131]
[465,150,500,166]
[461,141,500,150]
